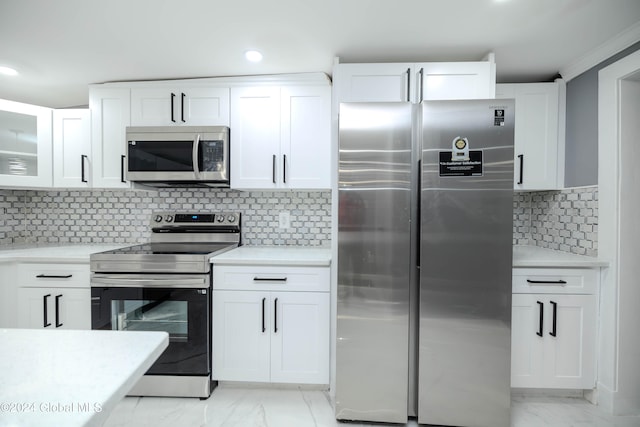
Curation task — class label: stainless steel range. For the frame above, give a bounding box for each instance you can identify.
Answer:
[90,211,240,398]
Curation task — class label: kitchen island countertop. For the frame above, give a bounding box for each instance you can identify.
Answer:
[513,245,608,268]
[0,328,168,427]
[210,245,331,266]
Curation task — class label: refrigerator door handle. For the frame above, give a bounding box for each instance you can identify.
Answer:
[418,68,424,103]
[536,301,544,337]
[405,68,411,102]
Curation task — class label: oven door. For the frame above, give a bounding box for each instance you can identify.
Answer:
[91,274,210,376]
[126,127,229,183]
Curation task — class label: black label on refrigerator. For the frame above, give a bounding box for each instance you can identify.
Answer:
[439,151,483,177]
[494,109,505,126]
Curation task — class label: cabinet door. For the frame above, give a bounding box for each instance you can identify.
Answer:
[130,88,174,126]
[418,62,495,101]
[0,99,52,188]
[544,294,596,389]
[270,292,330,384]
[212,290,271,382]
[281,86,331,189]
[511,294,545,388]
[18,287,90,330]
[131,87,229,126]
[497,83,561,190]
[89,88,131,188]
[182,88,229,126]
[335,63,414,102]
[53,109,91,188]
[230,86,281,189]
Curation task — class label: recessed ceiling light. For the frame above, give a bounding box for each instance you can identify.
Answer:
[245,50,263,63]
[0,66,18,76]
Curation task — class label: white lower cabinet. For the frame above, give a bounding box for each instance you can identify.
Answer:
[18,287,90,330]
[16,262,91,330]
[212,265,330,384]
[511,268,597,389]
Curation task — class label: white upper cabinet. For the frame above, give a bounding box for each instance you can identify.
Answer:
[231,82,331,190]
[419,61,495,101]
[230,86,281,189]
[130,87,229,126]
[280,85,331,189]
[0,99,52,188]
[89,87,131,189]
[335,57,496,103]
[53,109,91,188]
[335,63,414,102]
[496,81,566,191]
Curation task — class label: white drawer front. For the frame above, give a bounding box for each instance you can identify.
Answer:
[512,268,598,295]
[18,263,90,288]
[213,265,329,292]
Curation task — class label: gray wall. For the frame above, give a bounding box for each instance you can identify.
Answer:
[564,41,640,187]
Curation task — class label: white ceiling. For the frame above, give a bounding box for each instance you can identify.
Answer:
[1,0,640,108]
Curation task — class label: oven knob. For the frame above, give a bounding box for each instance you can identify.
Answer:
[154,215,163,223]
[165,215,174,222]
[217,216,225,223]
[227,215,236,223]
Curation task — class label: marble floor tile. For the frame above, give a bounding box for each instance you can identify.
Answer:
[101,385,640,427]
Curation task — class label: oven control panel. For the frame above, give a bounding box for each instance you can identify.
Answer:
[151,212,240,226]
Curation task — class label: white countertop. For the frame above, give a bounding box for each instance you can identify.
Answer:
[0,328,168,427]
[210,246,331,266]
[0,244,128,263]
[513,245,608,268]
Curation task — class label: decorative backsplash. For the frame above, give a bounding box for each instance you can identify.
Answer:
[513,186,598,257]
[0,189,332,247]
[1,186,597,256]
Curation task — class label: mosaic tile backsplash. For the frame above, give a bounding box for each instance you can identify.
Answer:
[513,186,598,257]
[1,186,597,256]
[0,189,332,247]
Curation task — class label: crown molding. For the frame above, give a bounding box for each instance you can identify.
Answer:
[560,21,640,82]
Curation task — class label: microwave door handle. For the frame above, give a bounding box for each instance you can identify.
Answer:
[192,134,201,179]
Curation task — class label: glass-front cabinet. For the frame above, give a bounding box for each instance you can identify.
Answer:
[0,99,52,188]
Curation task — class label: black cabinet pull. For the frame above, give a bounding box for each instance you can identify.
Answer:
[526,279,567,285]
[253,277,287,283]
[405,68,411,102]
[36,274,73,279]
[550,301,557,337]
[81,154,88,183]
[274,298,278,333]
[120,155,126,183]
[261,297,266,333]
[43,294,51,328]
[170,92,176,122]
[536,301,543,337]
[181,92,186,123]
[517,154,524,184]
[283,154,287,184]
[55,294,63,328]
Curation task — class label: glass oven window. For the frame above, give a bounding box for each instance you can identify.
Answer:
[112,300,188,342]
[91,287,209,376]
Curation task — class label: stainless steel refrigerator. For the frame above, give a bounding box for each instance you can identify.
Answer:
[336,99,514,427]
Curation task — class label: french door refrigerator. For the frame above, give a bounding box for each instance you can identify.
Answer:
[336,99,514,427]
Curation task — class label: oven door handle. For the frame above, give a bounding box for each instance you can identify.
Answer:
[91,275,209,289]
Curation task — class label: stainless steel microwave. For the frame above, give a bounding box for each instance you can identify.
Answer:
[126,126,230,187]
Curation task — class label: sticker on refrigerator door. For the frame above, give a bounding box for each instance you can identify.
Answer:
[439,150,483,177]
[494,109,505,126]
